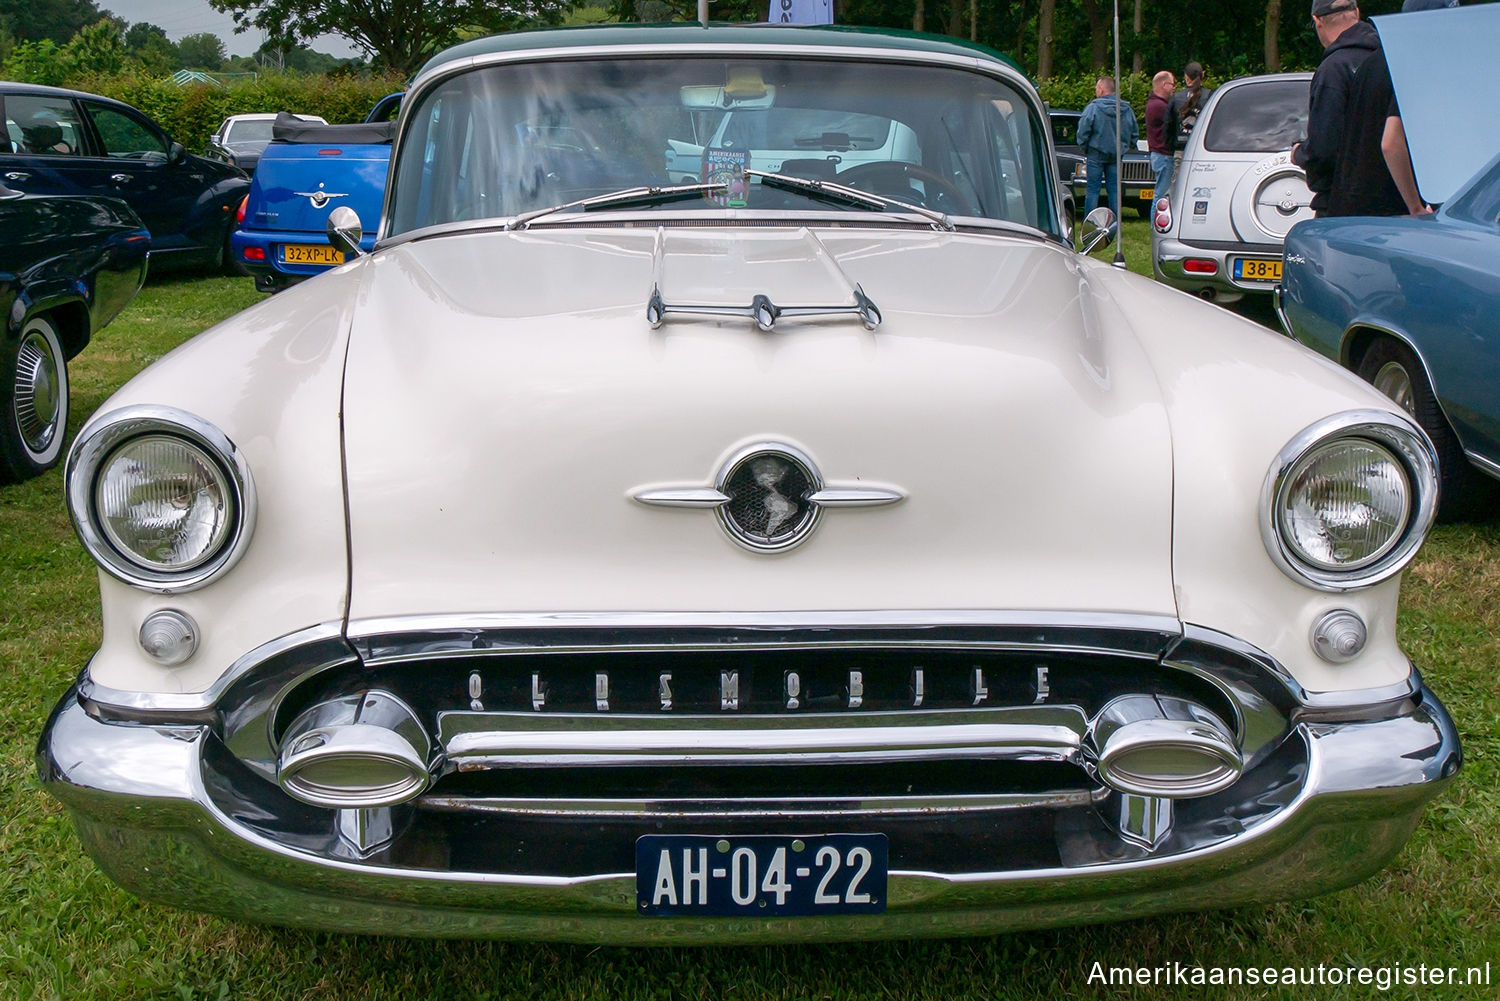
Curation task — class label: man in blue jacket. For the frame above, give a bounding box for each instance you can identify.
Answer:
[1076,76,1140,217]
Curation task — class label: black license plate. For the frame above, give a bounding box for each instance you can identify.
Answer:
[636,834,888,916]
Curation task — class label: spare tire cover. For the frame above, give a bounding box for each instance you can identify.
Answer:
[1230,151,1314,243]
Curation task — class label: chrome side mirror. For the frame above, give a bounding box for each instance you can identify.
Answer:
[1077,206,1117,256]
[327,206,364,259]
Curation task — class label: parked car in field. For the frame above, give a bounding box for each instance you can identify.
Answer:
[1,180,148,482]
[1048,108,1153,215]
[40,25,1459,943]
[204,112,328,175]
[230,113,393,292]
[1277,6,1500,518]
[0,82,249,271]
[1151,73,1313,302]
[1278,155,1500,516]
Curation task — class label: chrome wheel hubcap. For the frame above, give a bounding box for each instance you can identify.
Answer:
[14,330,61,456]
[1372,361,1415,417]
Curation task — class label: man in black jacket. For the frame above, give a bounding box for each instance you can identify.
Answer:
[1290,0,1381,215]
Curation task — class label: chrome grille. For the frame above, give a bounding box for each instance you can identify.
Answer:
[1122,159,1155,184]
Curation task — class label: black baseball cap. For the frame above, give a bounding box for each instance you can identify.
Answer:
[1311,0,1357,16]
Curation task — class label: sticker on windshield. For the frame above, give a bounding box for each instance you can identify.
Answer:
[702,146,749,207]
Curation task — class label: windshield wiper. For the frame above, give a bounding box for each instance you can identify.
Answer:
[747,169,955,232]
[506,182,727,231]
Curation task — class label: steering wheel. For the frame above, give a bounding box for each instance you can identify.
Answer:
[835,161,973,215]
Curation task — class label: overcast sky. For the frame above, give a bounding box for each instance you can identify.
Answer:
[100,0,360,59]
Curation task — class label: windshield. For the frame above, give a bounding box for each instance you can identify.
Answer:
[226,119,274,143]
[388,56,1058,237]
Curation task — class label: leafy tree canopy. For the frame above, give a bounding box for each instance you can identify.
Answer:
[208,0,570,77]
[177,31,227,70]
[0,0,103,46]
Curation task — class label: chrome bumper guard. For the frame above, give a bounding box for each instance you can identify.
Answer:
[39,667,1459,943]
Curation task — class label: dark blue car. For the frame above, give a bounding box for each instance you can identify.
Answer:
[1,179,149,482]
[0,82,248,271]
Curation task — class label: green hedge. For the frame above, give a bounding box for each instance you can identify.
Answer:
[58,67,1215,155]
[63,72,407,152]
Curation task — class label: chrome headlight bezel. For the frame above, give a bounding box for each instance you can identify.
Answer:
[66,406,256,593]
[1260,409,1437,592]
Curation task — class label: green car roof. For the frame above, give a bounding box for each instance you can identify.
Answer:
[417,22,1025,81]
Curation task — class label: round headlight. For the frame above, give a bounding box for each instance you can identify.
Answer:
[96,434,236,572]
[1277,438,1409,571]
[1262,411,1437,591]
[66,407,255,592]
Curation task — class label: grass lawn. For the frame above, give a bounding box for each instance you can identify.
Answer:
[1,239,1496,1000]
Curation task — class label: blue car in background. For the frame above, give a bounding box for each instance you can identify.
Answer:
[1277,152,1500,516]
[231,112,394,292]
[1276,5,1500,518]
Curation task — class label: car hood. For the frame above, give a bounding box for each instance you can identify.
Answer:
[1375,3,1500,204]
[339,226,1178,621]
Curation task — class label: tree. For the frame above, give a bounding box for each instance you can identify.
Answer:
[0,0,102,45]
[1265,0,1282,73]
[210,0,571,77]
[178,31,227,70]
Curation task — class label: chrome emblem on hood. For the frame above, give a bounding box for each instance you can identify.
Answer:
[631,442,904,553]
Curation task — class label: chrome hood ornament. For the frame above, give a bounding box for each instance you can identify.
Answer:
[632,443,904,552]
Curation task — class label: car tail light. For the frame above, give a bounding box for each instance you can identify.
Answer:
[244,246,265,261]
[1183,258,1218,275]
[235,195,248,225]
[1152,198,1171,233]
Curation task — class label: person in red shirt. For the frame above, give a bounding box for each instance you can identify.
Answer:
[1145,70,1176,202]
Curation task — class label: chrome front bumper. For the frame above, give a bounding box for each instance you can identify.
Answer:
[38,670,1459,943]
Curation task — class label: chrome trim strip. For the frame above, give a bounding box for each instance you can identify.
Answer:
[645,283,883,332]
[630,488,728,508]
[1467,449,1500,481]
[79,622,350,714]
[438,706,1087,769]
[1258,409,1439,592]
[1177,623,1421,714]
[65,405,258,594]
[348,611,1185,664]
[416,789,1105,818]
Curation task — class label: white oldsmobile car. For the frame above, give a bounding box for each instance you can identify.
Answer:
[40,26,1459,943]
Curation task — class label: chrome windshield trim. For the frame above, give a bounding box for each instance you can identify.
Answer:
[374,208,1022,254]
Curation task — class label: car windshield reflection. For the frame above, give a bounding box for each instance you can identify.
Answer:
[388,56,1056,237]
